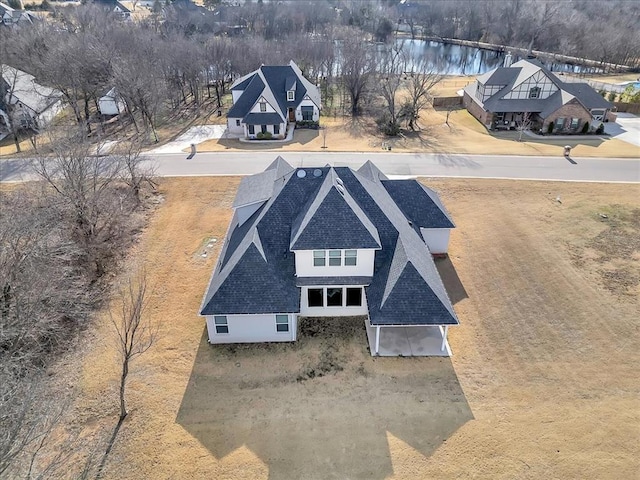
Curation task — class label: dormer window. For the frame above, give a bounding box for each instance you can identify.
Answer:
[260,101,266,112]
[287,90,295,101]
[529,86,541,99]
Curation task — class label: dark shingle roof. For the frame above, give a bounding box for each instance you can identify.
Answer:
[382,180,455,229]
[200,160,458,326]
[561,82,612,109]
[232,169,277,208]
[290,169,381,250]
[482,67,519,86]
[227,74,264,118]
[243,112,284,125]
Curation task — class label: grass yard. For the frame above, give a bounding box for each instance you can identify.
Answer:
[54,176,639,479]
[195,106,640,158]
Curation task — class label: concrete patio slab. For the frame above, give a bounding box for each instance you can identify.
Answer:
[365,321,451,357]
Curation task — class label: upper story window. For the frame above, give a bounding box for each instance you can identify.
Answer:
[312,249,357,267]
[287,90,295,101]
[529,86,541,99]
[260,102,267,112]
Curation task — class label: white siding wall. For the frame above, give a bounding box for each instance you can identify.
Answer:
[420,228,451,254]
[250,98,278,113]
[227,118,244,134]
[294,249,375,277]
[299,286,369,316]
[245,122,286,139]
[206,313,297,344]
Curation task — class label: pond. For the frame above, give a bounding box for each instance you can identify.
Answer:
[395,39,603,75]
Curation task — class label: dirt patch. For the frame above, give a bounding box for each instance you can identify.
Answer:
[45,177,639,479]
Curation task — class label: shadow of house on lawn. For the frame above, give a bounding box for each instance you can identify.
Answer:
[177,320,473,480]
[435,256,469,305]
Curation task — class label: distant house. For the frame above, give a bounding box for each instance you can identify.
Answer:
[227,60,321,140]
[98,87,125,116]
[0,64,63,132]
[200,158,458,357]
[0,2,36,27]
[113,1,131,19]
[463,57,614,134]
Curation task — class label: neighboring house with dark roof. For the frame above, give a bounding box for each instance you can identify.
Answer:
[200,157,458,357]
[0,2,36,27]
[227,60,321,139]
[463,57,614,134]
[0,64,63,132]
[113,1,132,19]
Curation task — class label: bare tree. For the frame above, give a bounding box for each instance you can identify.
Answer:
[399,59,442,131]
[337,28,376,116]
[377,41,406,135]
[115,139,158,205]
[517,112,533,142]
[110,269,156,423]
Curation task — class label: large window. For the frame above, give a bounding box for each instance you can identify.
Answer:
[306,287,363,308]
[235,119,240,127]
[214,316,228,334]
[248,125,255,135]
[274,124,280,135]
[312,250,357,267]
[261,124,267,134]
[276,314,289,332]
[529,86,541,98]
[326,288,343,306]
[301,106,314,121]
[570,118,579,130]
[308,288,323,307]
[346,288,362,306]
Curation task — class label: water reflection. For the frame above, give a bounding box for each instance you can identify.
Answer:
[395,39,602,75]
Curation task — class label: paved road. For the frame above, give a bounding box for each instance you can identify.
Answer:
[2,151,639,183]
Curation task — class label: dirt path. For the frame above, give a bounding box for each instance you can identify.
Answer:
[71,177,638,479]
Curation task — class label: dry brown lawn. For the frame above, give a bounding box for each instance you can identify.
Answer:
[53,175,640,479]
[196,106,640,158]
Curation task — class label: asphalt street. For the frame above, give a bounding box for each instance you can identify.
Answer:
[1,151,639,183]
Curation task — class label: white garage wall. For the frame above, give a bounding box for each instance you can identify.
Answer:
[420,228,451,254]
[206,313,297,344]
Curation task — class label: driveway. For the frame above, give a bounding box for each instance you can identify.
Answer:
[148,124,227,154]
[605,113,640,148]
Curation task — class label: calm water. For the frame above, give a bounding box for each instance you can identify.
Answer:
[395,39,603,75]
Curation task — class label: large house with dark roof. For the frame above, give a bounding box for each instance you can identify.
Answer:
[227,61,321,140]
[199,158,459,357]
[463,57,614,134]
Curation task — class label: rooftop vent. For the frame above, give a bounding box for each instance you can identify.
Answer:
[313,169,323,177]
[336,184,345,196]
[296,169,307,178]
[335,177,344,187]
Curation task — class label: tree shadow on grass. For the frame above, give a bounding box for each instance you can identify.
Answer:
[176,322,473,480]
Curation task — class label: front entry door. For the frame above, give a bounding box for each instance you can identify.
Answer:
[288,108,295,122]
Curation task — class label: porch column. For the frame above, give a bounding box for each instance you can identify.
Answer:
[440,325,448,352]
[375,325,380,355]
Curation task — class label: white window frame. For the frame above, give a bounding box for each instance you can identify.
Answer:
[328,250,342,266]
[260,102,267,112]
[275,314,289,333]
[287,90,295,101]
[214,315,229,334]
[313,250,326,266]
[344,250,357,266]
